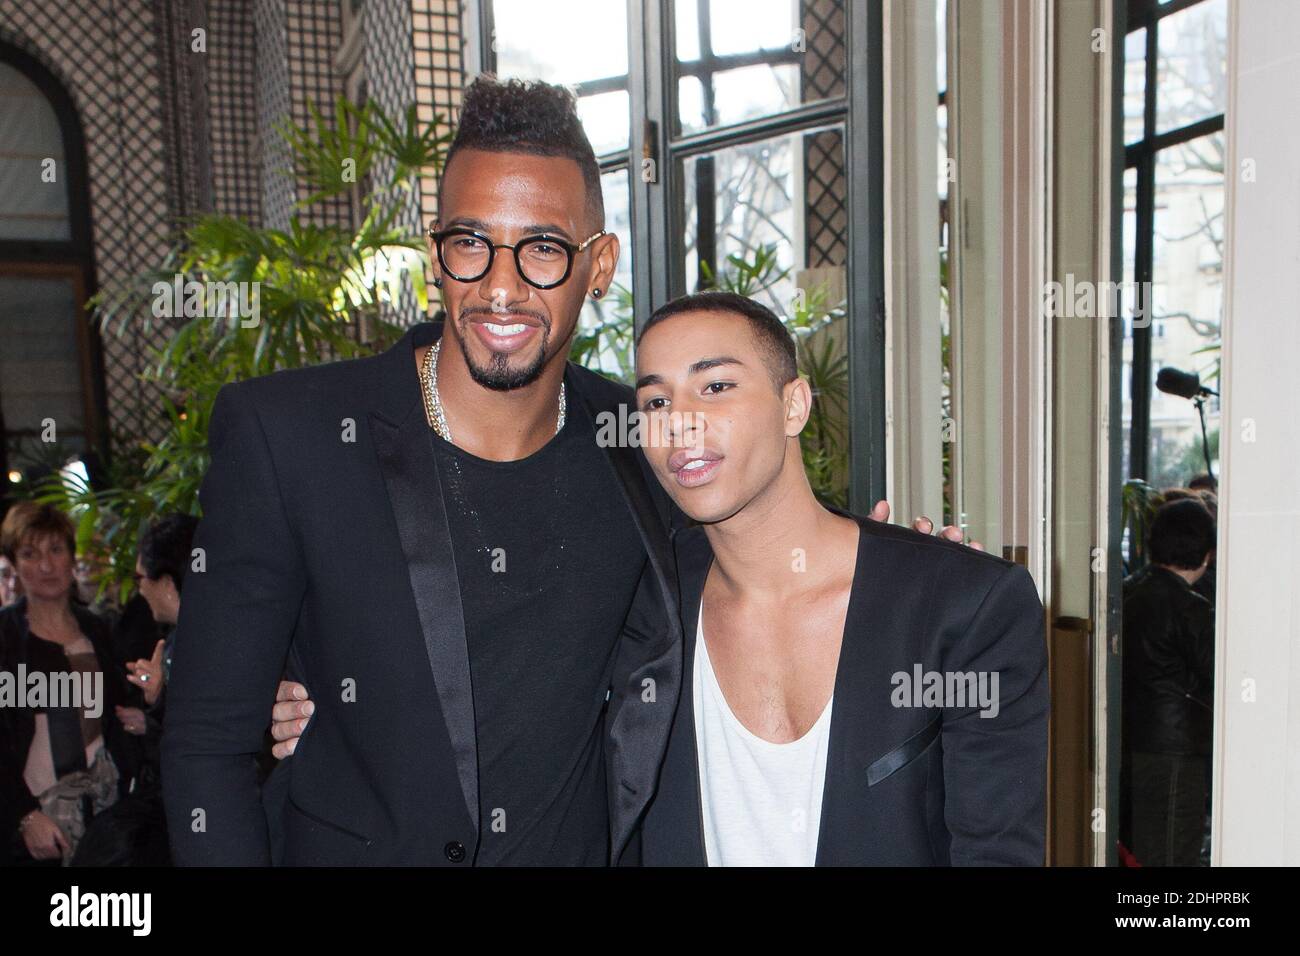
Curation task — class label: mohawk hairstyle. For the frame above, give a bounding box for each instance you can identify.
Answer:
[440,75,604,225]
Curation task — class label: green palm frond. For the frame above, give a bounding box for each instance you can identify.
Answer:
[20,100,447,598]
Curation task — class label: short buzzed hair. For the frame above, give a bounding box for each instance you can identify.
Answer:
[440,75,604,225]
[638,291,798,391]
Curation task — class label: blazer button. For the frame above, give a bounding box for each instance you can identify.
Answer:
[444,841,466,863]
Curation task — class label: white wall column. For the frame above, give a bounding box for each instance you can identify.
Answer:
[1214,0,1300,867]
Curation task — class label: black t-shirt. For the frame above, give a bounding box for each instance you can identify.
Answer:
[430,379,647,865]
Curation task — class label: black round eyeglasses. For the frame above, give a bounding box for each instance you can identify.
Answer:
[427,226,606,290]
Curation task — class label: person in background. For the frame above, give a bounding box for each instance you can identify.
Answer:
[73,546,113,616]
[1160,488,1217,606]
[1121,498,1216,866]
[0,502,138,864]
[1159,486,1217,866]
[0,550,20,607]
[128,514,199,707]
[69,514,199,866]
[109,592,164,717]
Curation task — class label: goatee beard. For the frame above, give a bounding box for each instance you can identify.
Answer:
[463,329,551,391]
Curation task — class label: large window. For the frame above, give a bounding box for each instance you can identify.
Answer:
[484,0,635,379]
[1122,0,1226,492]
[0,44,103,487]
[478,0,884,507]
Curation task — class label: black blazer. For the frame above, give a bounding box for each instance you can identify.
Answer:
[0,597,139,840]
[162,322,682,865]
[640,512,1050,866]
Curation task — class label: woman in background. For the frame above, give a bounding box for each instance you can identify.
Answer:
[0,502,137,864]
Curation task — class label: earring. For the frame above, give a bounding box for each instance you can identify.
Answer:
[432,276,442,288]
[591,288,602,299]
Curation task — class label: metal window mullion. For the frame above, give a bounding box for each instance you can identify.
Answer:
[573,74,632,97]
[628,0,674,329]
[1128,11,1161,482]
[477,0,496,75]
[845,0,886,511]
[676,46,805,81]
[1130,148,1155,483]
[1130,0,1209,30]
[696,0,716,127]
[1146,113,1225,153]
[666,98,848,157]
[596,151,632,174]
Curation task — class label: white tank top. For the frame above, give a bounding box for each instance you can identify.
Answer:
[693,599,834,866]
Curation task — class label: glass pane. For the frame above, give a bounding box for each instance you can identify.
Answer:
[0,62,70,241]
[677,76,707,134]
[1155,0,1227,134]
[490,0,630,154]
[575,90,631,157]
[0,275,87,472]
[710,63,801,127]
[936,0,946,95]
[1148,134,1224,488]
[936,102,949,201]
[572,169,634,383]
[673,0,845,135]
[679,126,849,504]
[1121,165,1138,489]
[1124,28,1147,145]
[708,1,792,55]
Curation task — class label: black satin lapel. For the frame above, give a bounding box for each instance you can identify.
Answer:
[369,407,478,832]
[673,526,712,862]
[570,378,682,858]
[815,515,874,866]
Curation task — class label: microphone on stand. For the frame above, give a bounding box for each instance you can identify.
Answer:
[1155,366,1218,481]
[1156,366,1218,399]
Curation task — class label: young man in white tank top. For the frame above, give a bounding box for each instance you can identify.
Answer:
[632,292,1047,866]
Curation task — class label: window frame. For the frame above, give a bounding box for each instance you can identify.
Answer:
[477,0,886,508]
[0,41,105,482]
[1122,0,1225,482]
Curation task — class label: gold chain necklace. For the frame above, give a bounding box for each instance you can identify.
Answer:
[419,338,565,443]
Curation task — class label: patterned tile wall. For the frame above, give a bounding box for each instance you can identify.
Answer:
[0,0,467,449]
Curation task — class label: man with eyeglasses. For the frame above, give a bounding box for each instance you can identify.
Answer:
[162,75,964,866]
